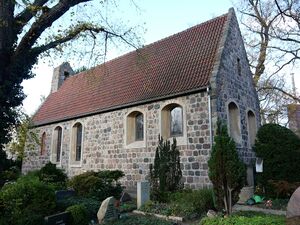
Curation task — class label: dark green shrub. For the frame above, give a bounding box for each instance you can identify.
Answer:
[208,120,246,215]
[0,174,56,225]
[169,189,214,217]
[254,124,300,197]
[66,204,89,225]
[56,196,100,220]
[68,170,124,201]
[38,162,68,189]
[149,136,183,202]
[97,170,125,181]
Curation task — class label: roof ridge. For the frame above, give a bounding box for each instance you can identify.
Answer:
[70,11,230,78]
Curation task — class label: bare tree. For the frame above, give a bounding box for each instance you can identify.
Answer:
[237,0,300,123]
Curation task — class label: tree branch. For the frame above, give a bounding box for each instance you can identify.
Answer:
[13,0,92,59]
[31,23,138,56]
[14,0,49,34]
[260,86,300,102]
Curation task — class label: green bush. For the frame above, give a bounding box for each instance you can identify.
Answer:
[0,174,56,225]
[169,189,214,218]
[66,204,89,225]
[254,124,300,197]
[68,170,124,201]
[56,196,100,220]
[1,166,20,183]
[200,212,285,225]
[38,162,68,189]
[140,189,214,219]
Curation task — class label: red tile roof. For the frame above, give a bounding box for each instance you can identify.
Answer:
[33,13,228,126]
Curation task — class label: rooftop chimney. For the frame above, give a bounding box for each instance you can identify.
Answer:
[51,62,74,93]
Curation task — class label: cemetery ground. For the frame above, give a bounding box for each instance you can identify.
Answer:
[2,123,300,224]
[0,162,288,225]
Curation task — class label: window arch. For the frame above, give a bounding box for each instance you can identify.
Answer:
[40,132,46,156]
[126,111,144,144]
[161,103,183,138]
[71,122,83,164]
[52,126,62,163]
[228,102,241,143]
[247,110,256,147]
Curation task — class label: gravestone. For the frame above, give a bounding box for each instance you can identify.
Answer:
[286,186,300,225]
[44,212,70,225]
[137,181,150,208]
[97,196,118,224]
[120,191,132,203]
[55,190,76,201]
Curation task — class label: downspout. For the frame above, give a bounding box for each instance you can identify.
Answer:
[207,87,213,147]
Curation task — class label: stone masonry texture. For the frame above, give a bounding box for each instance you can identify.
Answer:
[22,93,212,189]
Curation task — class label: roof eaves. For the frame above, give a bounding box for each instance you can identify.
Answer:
[33,85,209,127]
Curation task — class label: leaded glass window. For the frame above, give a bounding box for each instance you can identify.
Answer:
[75,123,82,161]
[55,127,62,162]
[170,106,183,136]
[135,113,144,141]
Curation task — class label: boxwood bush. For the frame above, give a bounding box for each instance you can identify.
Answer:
[56,196,100,220]
[254,124,300,197]
[38,162,67,190]
[66,204,89,225]
[0,174,56,225]
[68,170,124,201]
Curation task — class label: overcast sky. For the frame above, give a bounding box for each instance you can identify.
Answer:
[21,0,300,115]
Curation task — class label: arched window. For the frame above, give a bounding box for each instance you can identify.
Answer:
[247,110,256,147]
[126,111,144,144]
[228,102,241,143]
[40,132,46,156]
[71,122,83,164]
[162,104,183,138]
[52,126,62,163]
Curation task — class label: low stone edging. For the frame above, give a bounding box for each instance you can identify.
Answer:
[233,204,286,216]
[132,210,184,222]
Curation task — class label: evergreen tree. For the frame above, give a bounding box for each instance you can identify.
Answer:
[208,120,246,215]
[149,135,183,202]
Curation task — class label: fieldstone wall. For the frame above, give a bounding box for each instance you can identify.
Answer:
[210,9,260,165]
[22,92,212,189]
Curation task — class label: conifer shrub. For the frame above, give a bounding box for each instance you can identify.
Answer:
[208,120,246,215]
[254,124,300,197]
[149,136,183,202]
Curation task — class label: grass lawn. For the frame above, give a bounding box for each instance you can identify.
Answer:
[200,211,285,225]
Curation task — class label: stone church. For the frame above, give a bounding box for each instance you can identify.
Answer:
[23,8,260,189]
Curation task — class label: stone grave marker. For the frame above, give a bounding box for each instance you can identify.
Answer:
[55,190,76,201]
[137,181,150,208]
[97,196,118,224]
[120,191,132,203]
[287,186,300,225]
[44,212,70,225]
